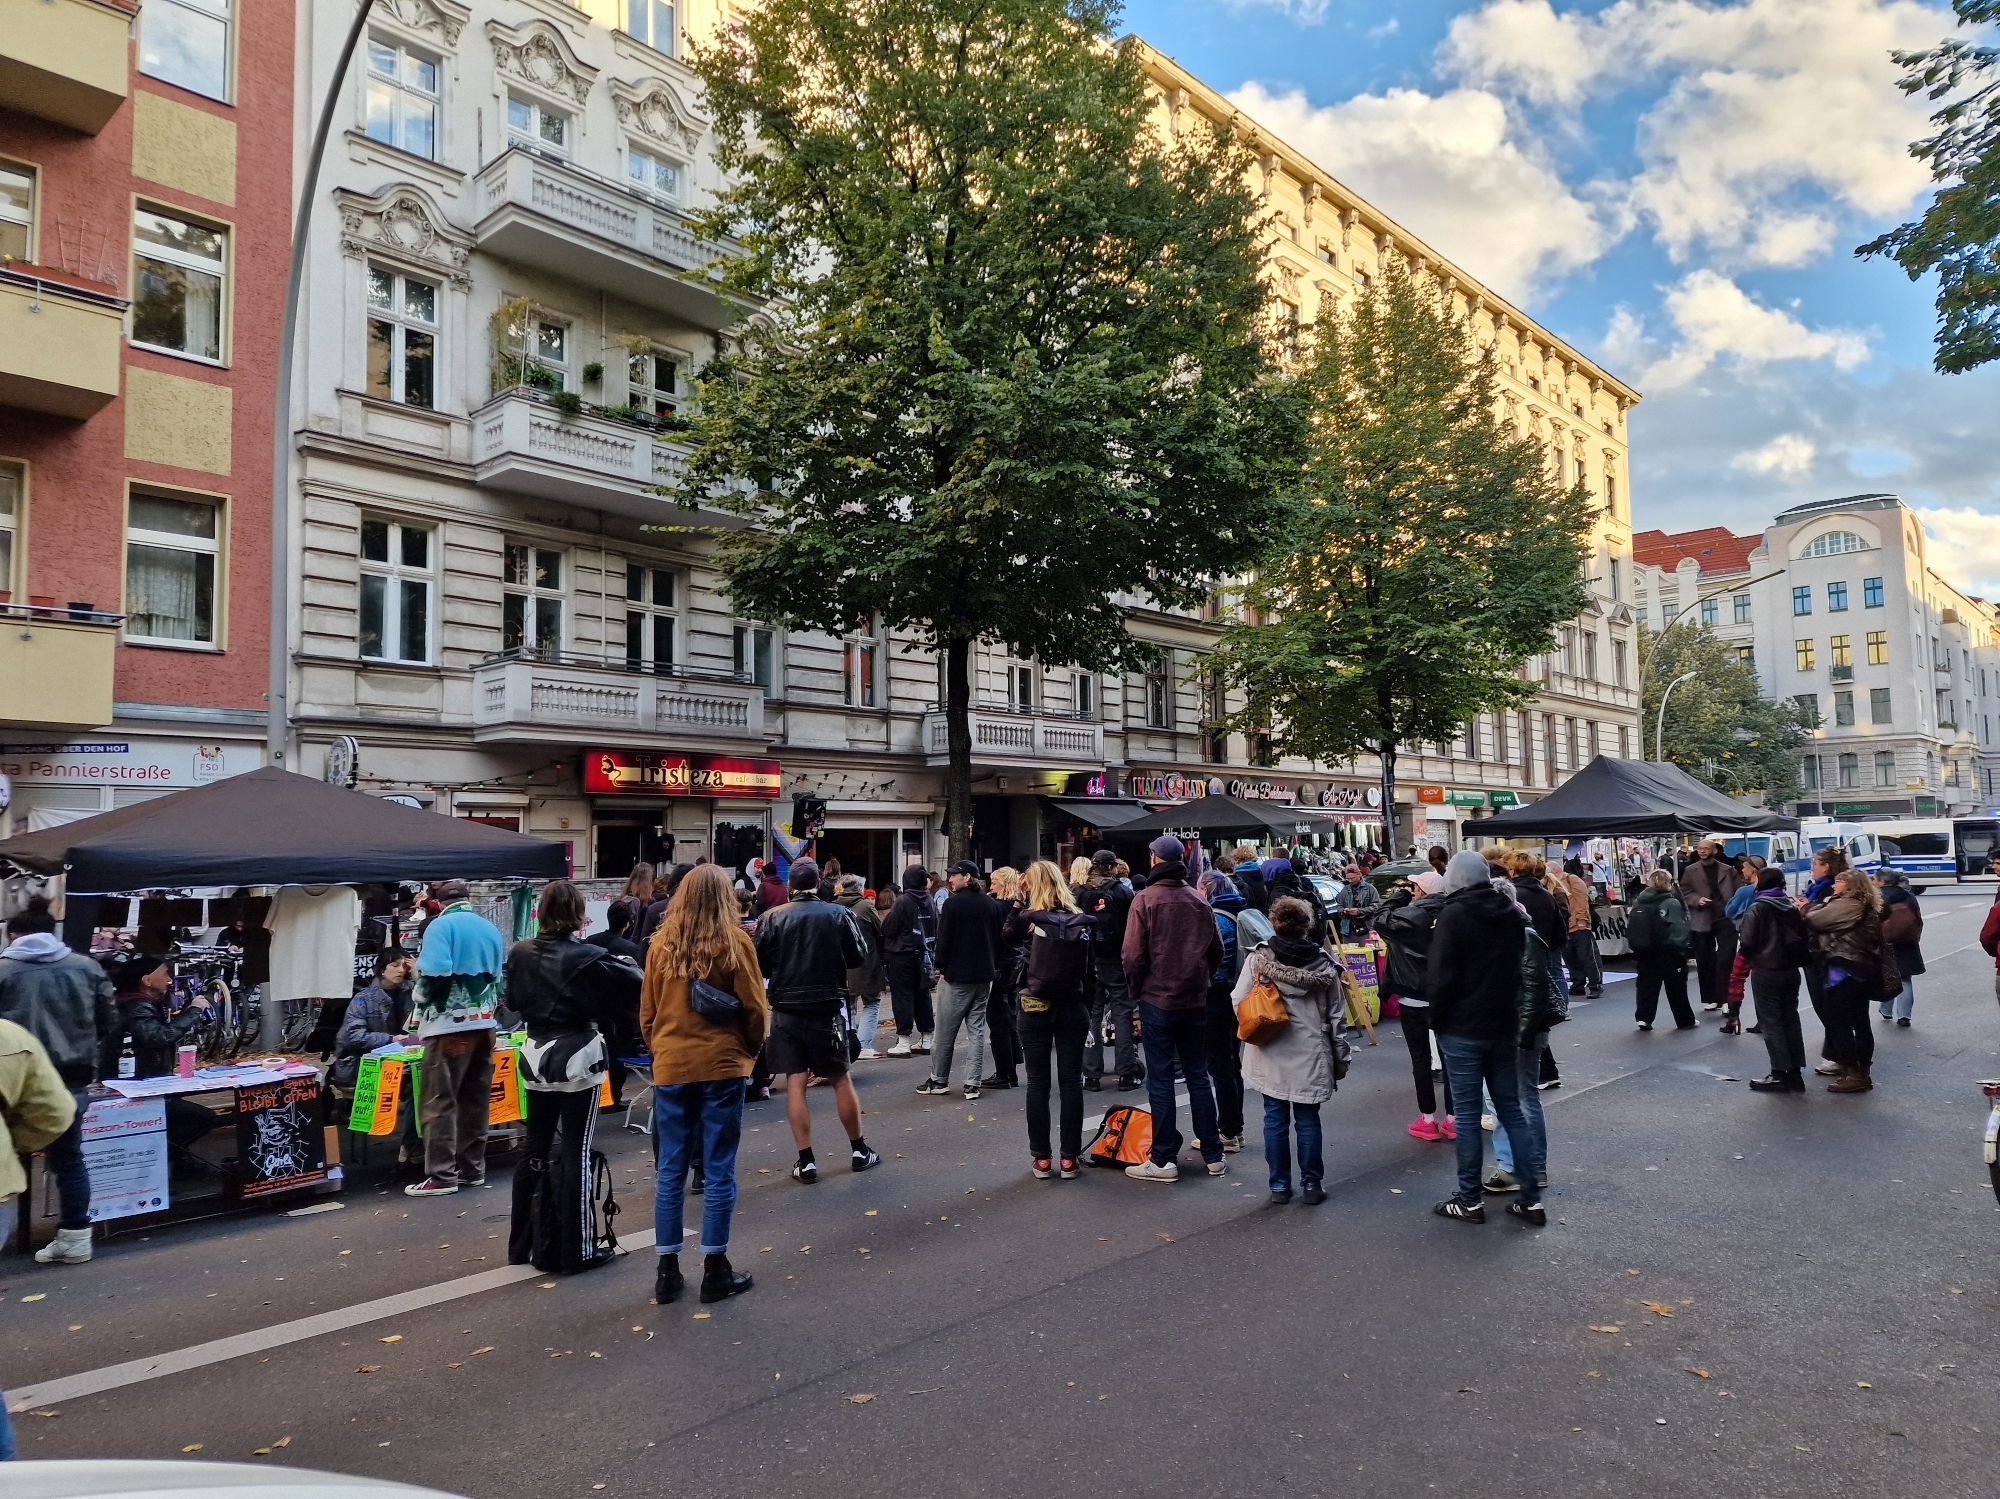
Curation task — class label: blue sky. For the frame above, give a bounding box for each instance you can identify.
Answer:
[1125,0,2000,587]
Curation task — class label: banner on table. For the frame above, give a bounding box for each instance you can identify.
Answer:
[347,1055,407,1136]
[235,1074,329,1199]
[80,1097,169,1222]
[489,1048,524,1125]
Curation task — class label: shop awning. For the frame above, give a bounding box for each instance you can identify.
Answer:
[1039,797,1154,829]
[1110,793,1351,841]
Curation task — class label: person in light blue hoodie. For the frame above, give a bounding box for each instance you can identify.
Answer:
[405,882,505,1198]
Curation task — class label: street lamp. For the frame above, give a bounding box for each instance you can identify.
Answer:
[1655,670,1697,763]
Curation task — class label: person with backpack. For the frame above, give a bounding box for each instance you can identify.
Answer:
[1265,853,1330,946]
[1201,871,1249,1154]
[1004,861,1096,1179]
[1738,867,1811,1092]
[642,863,770,1306]
[1122,836,1225,1183]
[1628,870,1696,1031]
[1874,870,1924,1027]
[1231,896,1341,1205]
[1075,850,1140,1092]
[1229,846,1271,914]
[1377,881,1454,1142]
[505,880,642,1275]
[1802,869,1894,1094]
[878,865,936,1058]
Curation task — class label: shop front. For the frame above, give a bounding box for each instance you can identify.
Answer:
[0,734,264,838]
[582,748,782,878]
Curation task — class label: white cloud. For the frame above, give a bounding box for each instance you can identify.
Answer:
[1366,18,1401,41]
[1639,270,1871,389]
[1221,0,1334,20]
[1440,0,1601,108]
[1225,81,1608,297]
[1918,508,2000,597]
[1731,433,1819,478]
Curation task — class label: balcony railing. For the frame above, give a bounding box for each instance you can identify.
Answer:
[470,649,768,747]
[919,705,1106,768]
[0,602,124,731]
[0,268,127,418]
[474,148,745,328]
[0,0,132,133]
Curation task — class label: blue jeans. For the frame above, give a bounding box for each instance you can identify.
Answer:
[652,1078,747,1256]
[1139,1002,1220,1166]
[1493,1029,1548,1181]
[46,1089,92,1230]
[1879,979,1915,1021]
[1438,1032,1542,1206]
[0,1395,13,1460]
[1263,1097,1324,1192]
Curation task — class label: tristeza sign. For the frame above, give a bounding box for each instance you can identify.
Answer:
[583,750,783,799]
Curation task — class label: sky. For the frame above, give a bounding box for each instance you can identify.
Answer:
[1125,0,2000,589]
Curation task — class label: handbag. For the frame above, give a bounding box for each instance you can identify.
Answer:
[690,976,744,1025]
[1236,964,1290,1046]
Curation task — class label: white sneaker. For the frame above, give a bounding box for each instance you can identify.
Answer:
[1205,1159,1227,1177]
[858,1047,885,1060]
[884,1039,914,1057]
[914,1033,934,1055]
[1480,1114,1497,1133]
[34,1226,93,1265]
[1124,1159,1179,1183]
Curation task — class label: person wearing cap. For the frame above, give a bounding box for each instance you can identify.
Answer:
[920,861,998,1102]
[879,865,936,1056]
[1075,848,1140,1091]
[1122,835,1226,1182]
[754,859,879,1182]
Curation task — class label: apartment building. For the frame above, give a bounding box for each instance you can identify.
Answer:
[1634,494,2000,816]
[0,0,291,836]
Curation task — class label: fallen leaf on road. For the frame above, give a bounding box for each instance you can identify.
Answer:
[447,1363,463,1370]
[338,1250,352,1257]
[274,1437,291,1449]
[471,1347,495,1356]
[759,1247,772,1254]
[1950,1288,1965,1295]
[864,1210,878,1216]
[355,1365,382,1374]
[1388,1188,1403,1195]
[539,1282,557,1290]
[1687,1368,1711,1379]
[380,1335,403,1344]
[20,1294,45,1303]
[1627,1269,1641,1276]
[692,1312,711,1321]
[1589,1325,1622,1335]
[1857,1382,1872,1390]
[1157,1232,1175,1243]
[1642,1302,1675,1318]
[847,1393,876,1404]
[182,1444,204,1453]
[67,1324,82,1332]
[253,1448,271,1456]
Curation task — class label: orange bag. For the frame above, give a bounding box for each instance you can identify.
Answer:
[1237,972,1290,1046]
[1084,1105,1154,1169]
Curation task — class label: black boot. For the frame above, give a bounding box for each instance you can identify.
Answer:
[653,1255,684,1304]
[700,1252,754,1303]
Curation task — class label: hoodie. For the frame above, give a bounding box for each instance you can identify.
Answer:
[0,934,118,1087]
[1426,871,1526,1042]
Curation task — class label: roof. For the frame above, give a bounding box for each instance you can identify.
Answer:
[1463,756,1797,837]
[1772,493,1904,527]
[1631,525,1761,576]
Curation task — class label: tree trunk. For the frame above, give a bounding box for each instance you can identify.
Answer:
[1378,740,1399,862]
[944,634,974,864]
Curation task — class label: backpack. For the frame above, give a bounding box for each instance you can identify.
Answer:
[1084,1104,1154,1169]
[1021,911,1094,1010]
[510,1147,620,1274]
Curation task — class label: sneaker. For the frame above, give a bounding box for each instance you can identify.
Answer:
[1032,1158,1055,1180]
[1205,1158,1227,1177]
[1506,1200,1548,1227]
[1586,988,1603,998]
[915,1077,951,1096]
[1483,1169,1521,1194]
[981,1073,1016,1089]
[885,1039,914,1058]
[851,1147,880,1172]
[792,1160,819,1184]
[1637,1022,1653,1032]
[1896,1017,1911,1028]
[1433,1199,1485,1223]
[33,1226,93,1265]
[962,1085,982,1102]
[1537,1078,1561,1091]
[404,1176,458,1197]
[1125,1159,1179,1183]
[1479,1113,1497,1133]
[1439,1115,1458,1140]
[1813,1059,1842,1076]
[1220,1133,1244,1154]
[746,1085,772,1102]
[1269,1186,1293,1205]
[1878,1009,1894,1021]
[858,1047,886,1060]
[1701,1002,1723,1012]
[914,1034,934,1055]
[1407,1117,1444,1142]
[1301,1182,1326,1206]
[465,1171,487,1188]
[1059,1157,1080,1180]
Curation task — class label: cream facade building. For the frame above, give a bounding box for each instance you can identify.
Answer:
[276,14,1646,885]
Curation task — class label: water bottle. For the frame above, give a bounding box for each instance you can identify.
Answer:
[117,1038,136,1079]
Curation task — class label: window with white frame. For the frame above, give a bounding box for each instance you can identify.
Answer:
[365,268,437,408]
[1008,662,1036,713]
[501,313,569,393]
[1073,671,1096,720]
[627,349,682,420]
[133,207,226,362]
[0,462,20,597]
[502,543,564,658]
[624,0,677,55]
[359,518,433,664]
[0,161,33,264]
[1144,660,1174,730]
[140,0,231,102]
[1802,530,1868,558]
[125,492,220,645]
[733,623,777,694]
[507,94,571,157]
[624,564,678,673]
[845,617,881,708]
[363,36,440,159]
[625,144,684,204]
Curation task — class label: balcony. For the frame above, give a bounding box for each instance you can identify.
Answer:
[470,389,750,525]
[474,148,744,329]
[1829,664,1854,683]
[920,706,1107,770]
[0,268,126,419]
[0,603,121,731]
[0,0,132,134]
[471,650,768,749]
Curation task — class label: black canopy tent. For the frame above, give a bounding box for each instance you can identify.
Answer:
[0,766,570,893]
[1461,756,1798,838]
[1110,793,1355,843]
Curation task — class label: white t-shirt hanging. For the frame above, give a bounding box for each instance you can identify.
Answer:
[264,886,362,1000]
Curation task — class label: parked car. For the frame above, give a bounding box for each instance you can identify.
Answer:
[1365,859,1431,895]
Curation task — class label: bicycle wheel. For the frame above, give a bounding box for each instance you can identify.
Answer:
[231,985,262,1059]
[205,979,234,1059]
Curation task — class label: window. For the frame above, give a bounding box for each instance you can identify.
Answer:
[507,94,571,157]
[1699,597,1718,627]
[0,462,19,595]
[733,624,776,693]
[1612,638,1628,687]
[1073,672,1096,720]
[505,316,570,393]
[1008,662,1035,714]
[1792,585,1812,616]
[1606,472,1618,514]
[1875,751,1898,787]
[1662,603,1680,625]
[1461,720,1480,761]
[132,208,226,361]
[365,269,436,408]
[364,36,439,158]
[1866,630,1887,666]
[1870,686,1892,724]
[1733,593,1751,624]
[1275,300,1301,357]
[1802,530,1868,558]
[844,618,881,708]
[1618,724,1630,759]
[627,350,681,420]
[1827,581,1849,611]
[1609,557,1621,599]
[625,144,685,205]
[1802,756,1820,791]
[623,0,677,55]
[1736,645,1755,670]
[0,160,33,263]
[1795,638,1816,671]
[1794,692,1819,726]
[1314,240,1335,265]
[1863,576,1884,608]
[1829,634,1852,669]
[358,519,432,664]
[125,493,220,645]
[1566,716,1580,768]
[1583,630,1599,680]
[502,543,564,658]
[140,0,230,101]
[1144,661,1174,730]
[1833,690,1854,727]
[1837,753,1858,789]
[623,565,677,674]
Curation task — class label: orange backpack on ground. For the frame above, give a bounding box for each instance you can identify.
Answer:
[1084,1105,1153,1169]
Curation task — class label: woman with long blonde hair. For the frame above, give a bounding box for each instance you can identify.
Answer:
[640,863,770,1306]
[1003,860,1094,1178]
[1067,855,1094,891]
[985,867,1026,1090]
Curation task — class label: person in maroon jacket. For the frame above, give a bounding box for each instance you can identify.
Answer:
[1977,850,2000,1005]
[1121,836,1225,1182]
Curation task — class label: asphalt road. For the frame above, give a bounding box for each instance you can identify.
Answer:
[7,889,1998,1499]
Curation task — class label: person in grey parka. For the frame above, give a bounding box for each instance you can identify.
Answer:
[1229,896,1341,1207]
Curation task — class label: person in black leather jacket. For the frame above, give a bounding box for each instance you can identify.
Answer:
[1377,885,1453,1136]
[878,866,936,1055]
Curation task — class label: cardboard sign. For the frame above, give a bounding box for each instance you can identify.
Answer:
[80,1097,169,1222]
[489,1048,524,1125]
[1337,942,1383,1026]
[347,1056,407,1136]
[235,1074,328,1199]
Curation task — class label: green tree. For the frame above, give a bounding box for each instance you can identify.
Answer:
[1640,626,1810,807]
[1857,0,2000,374]
[668,0,1305,857]
[1209,262,1594,858]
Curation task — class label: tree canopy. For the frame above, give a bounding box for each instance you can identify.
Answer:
[1639,626,1810,807]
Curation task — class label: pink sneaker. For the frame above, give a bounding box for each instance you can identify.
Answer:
[1407,1117,1443,1142]
[1439,1115,1458,1140]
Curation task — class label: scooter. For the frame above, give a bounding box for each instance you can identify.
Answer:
[1984,1078,2000,1206]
